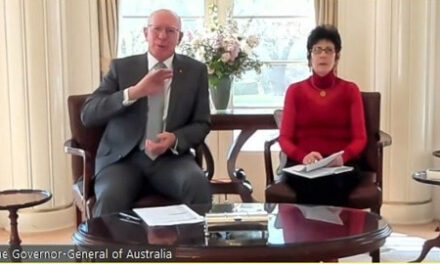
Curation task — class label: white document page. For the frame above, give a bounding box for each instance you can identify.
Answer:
[305,150,344,171]
[133,204,204,226]
[283,165,353,179]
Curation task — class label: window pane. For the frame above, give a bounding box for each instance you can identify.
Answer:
[233,0,314,16]
[235,18,313,62]
[119,0,204,17]
[234,130,280,151]
[118,0,315,109]
[231,0,315,108]
[233,63,309,107]
[118,0,204,57]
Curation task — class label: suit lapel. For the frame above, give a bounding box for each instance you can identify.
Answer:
[166,54,184,129]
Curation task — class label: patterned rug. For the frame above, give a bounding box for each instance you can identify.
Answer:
[340,232,440,262]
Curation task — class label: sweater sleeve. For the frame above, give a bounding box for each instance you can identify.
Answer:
[279,85,308,163]
[342,84,367,163]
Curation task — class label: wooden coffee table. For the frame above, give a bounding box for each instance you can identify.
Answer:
[73,203,390,262]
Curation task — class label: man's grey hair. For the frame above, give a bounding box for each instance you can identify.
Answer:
[148,9,182,30]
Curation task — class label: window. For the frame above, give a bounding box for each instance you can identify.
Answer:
[118,0,315,151]
[118,0,314,106]
[230,0,314,151]
[118,0,204,57]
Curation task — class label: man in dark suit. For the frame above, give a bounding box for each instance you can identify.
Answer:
[81,9,212,216]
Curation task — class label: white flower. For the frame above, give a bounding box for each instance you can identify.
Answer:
[195,48,206,62]
[246,35,260,48]
[221,52,231,63]
[241,43,253,56]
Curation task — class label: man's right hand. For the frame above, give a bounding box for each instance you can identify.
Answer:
[128,69,173,100]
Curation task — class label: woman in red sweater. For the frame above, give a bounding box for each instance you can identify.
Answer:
[279,25,367,206]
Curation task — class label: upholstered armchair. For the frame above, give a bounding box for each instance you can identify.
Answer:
[64,94,215,226]
[263,92,391,261]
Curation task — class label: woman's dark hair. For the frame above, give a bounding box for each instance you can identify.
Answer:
[306,24,342,63]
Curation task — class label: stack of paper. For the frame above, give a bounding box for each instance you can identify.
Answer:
[205,211,269,224]
[205,203,269,226]
[133,204,204,226]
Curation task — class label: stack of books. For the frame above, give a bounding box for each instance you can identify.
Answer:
[204,204,269,232]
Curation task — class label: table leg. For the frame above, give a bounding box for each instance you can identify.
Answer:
[226,129,256,202]
[411,233,440,262]
[8,208,21,246]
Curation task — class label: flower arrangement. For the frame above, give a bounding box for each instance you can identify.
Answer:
[180,5,262,89]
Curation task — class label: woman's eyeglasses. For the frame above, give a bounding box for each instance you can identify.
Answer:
[311,47,335,55]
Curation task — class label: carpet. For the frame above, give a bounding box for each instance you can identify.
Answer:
[341,232,440,262]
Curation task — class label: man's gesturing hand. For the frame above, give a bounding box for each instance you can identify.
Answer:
[128,69,173,100]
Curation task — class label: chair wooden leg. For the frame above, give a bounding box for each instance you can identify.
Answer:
[369,204,381,262]
[75,207,82,227]
[370,249,380,262]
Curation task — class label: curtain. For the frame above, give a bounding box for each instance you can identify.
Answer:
[314,0,338,26]
[98,0,118,77]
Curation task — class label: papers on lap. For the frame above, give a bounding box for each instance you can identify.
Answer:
[283,150,353,179]
[283,166,353,179]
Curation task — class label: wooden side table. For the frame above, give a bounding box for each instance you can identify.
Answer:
[0,189,52,246]
[411,171,440,262]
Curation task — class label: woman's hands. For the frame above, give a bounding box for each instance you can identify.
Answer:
[302,151,344,167]
[302,151,323,165]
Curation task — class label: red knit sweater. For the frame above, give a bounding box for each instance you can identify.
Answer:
[279,71,367,164]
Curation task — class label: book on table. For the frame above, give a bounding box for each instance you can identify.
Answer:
[282,150,353,179]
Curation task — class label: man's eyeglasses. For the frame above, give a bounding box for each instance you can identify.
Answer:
[311,47,335,55]
[148,25,180,36]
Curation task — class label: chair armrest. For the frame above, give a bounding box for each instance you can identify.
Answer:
[64,139,94,218]
[264,136,279,186]
[195,142,215,181]
[64,139,85,157]
[373,131,391,190]
[378,131,392,148]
